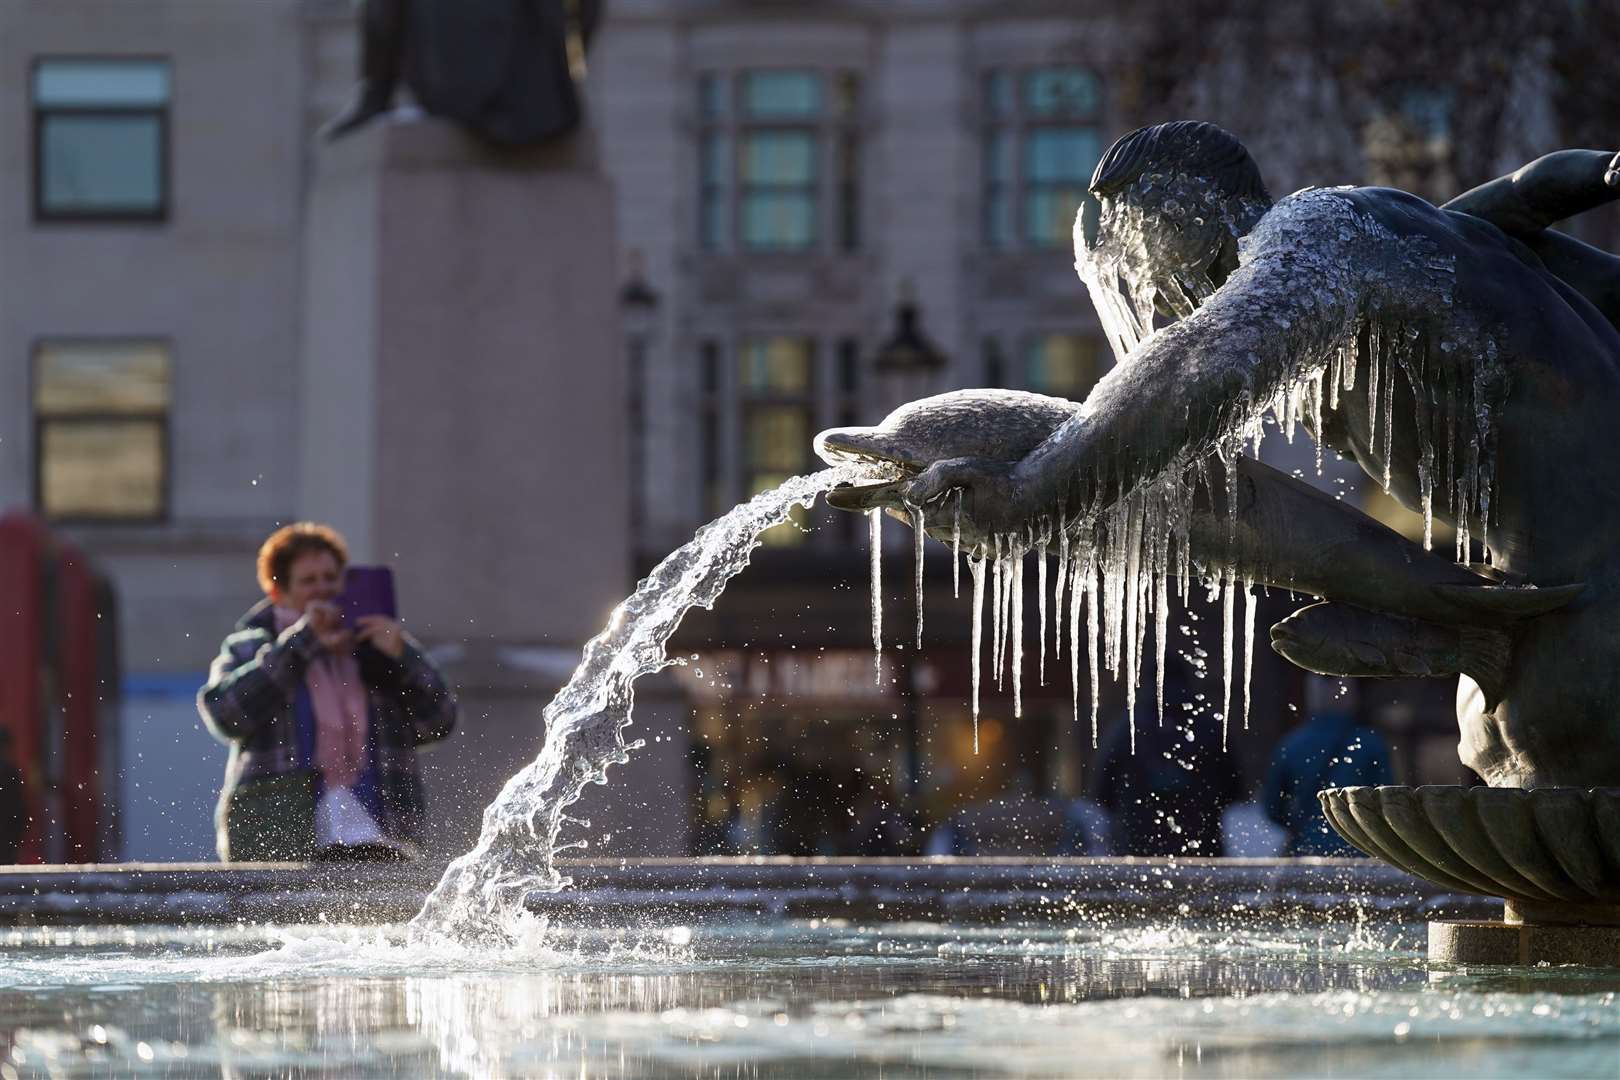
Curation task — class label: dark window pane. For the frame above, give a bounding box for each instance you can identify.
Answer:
[700,193,726,250]
[1023,334,1102,398]
[741,132,815,184]
[742,191,815,250]
[1024,186,1090,248]
[983,339,1005,387]
[838,131,859,252]
[40,114,163,213]
[745,407,811,471]
[739,339,813,394]
[700,341,721,394]
[1025,128,1100,182]
[833,71,861,119]
[1401,87,1452,141]
[34,60,169,107]
[698,72,727,119]
[742,71,821,119]
[39,419,164,519]
[701,132,732,185]
[837,339,859,394]
[1024,67,1100,117]
[984,130,1012,184]
[984,71,1013,117]
[985,190,1013,250]
[35,341,170,414]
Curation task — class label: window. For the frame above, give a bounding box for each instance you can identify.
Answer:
[1364,86,1455,201]
[698,69,861,254]
[34,341,171,520]
[983,66,1102,251]
[739,338,814,545]
[33,58,171,222]
[1023,334,1103,399]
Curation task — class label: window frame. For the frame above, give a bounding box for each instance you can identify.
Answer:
[31,337,173,524]
[696,67,862,256]
[31,55,173,225]
[981,64,1103,253]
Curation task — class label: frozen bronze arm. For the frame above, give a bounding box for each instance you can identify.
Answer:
[1445,149,1620,237]
[1008,242,1350,518]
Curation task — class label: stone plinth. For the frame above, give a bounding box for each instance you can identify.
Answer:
[1430,919,1620,966]
[299,118,628,644]
[297,119,685,857]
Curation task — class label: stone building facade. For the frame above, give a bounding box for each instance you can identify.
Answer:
[0,0,1614,859]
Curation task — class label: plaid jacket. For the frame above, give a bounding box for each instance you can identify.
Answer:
[197,600,458,858]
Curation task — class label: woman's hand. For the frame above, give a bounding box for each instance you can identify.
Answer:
[355,615,407,660]
[303,600,354,653]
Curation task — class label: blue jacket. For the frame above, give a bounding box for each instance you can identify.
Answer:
[1262,712,1393,855]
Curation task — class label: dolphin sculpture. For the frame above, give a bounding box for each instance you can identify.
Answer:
[816,389,1580,695]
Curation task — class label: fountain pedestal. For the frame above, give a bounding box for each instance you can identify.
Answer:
[1320,785,1620,967]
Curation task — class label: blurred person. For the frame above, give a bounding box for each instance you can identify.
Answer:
[1091,655,1246,856]
[1261,676,1393,855]
[844,768,913,855]
[198,523,458,861]
[0,729,25,863]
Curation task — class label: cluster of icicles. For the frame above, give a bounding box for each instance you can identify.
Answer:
[867,182,1505,758]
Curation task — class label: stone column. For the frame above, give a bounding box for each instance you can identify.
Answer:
[299,118,689,857]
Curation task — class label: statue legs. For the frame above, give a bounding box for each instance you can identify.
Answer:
[321,0,407,142]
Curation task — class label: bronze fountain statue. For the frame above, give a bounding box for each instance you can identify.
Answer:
[818,122,1620,964]
[321,0,604,146]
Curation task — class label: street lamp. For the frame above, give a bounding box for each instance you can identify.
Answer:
[872,280,947,414]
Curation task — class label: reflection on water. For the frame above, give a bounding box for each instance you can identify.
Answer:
[1,919,1616,1078]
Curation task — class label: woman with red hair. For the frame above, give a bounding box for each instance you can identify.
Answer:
[198,523,458,861]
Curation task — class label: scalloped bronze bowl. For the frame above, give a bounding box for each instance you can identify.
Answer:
[1319,785,1620,924]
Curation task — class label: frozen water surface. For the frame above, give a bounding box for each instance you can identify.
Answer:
[2,918,1616,1078]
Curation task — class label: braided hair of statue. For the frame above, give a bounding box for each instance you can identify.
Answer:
[1090,121,1270,205]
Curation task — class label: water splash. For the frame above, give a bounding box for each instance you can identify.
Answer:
[410,469,850,947]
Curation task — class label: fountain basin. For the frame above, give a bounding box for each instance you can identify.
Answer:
[1320,785,1620,966]
[0,857,1494,927]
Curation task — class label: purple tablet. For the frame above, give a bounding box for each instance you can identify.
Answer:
[338,565,397,622]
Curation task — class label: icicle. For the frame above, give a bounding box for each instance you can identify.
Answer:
[1011,548,1025,719]
[1086,555,1101,749]
[910,504,926,649]
[1221,571,1235,751]
[952,490,962,600]
[991,536,1004,688]
[1036,537,1049,687]
[1069,544,1083,731]
[1000,546,1016,688]
[969,555,985,751]
[1055,514,1070,663]
[869,509,882,686]
[1154,540,1169,729]
[1309,368,1325,477]
[1380,337,1395,492]
[1242,581,1257,731]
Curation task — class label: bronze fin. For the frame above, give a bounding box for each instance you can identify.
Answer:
[1458,625,1512,710]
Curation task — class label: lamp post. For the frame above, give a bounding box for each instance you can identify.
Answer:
[872,280,947,416]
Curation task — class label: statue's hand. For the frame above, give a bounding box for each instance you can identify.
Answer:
[903,457,1043,547]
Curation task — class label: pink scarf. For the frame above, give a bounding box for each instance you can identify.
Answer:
[274,606,369,789]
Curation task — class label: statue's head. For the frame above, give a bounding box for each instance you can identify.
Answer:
[1077,122,1270,359]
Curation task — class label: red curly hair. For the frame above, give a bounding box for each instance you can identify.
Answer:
[256,522,350,596]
